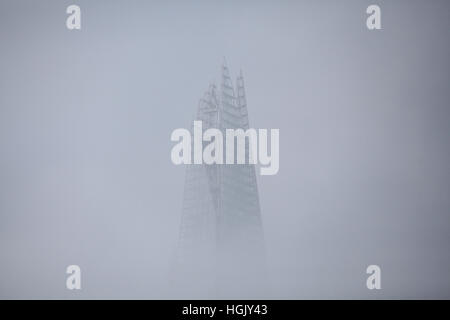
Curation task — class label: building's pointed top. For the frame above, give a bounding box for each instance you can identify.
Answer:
[221,57,232,87]
[222,56,228,67]
[221,57,229,80]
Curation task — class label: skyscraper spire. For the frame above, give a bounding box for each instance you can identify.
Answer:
[174,62,265,298]
[236,69,249,128]
[221,58,235,109]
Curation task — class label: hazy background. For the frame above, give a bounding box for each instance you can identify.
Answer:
[1,0,449,299]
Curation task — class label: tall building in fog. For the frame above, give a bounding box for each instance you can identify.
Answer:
[174,61,265,297]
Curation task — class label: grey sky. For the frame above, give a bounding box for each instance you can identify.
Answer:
[0,0,449,298]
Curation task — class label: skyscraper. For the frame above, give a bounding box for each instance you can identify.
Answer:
[174,61,266,297]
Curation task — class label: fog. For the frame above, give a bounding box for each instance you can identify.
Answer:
[1,0,449,298]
